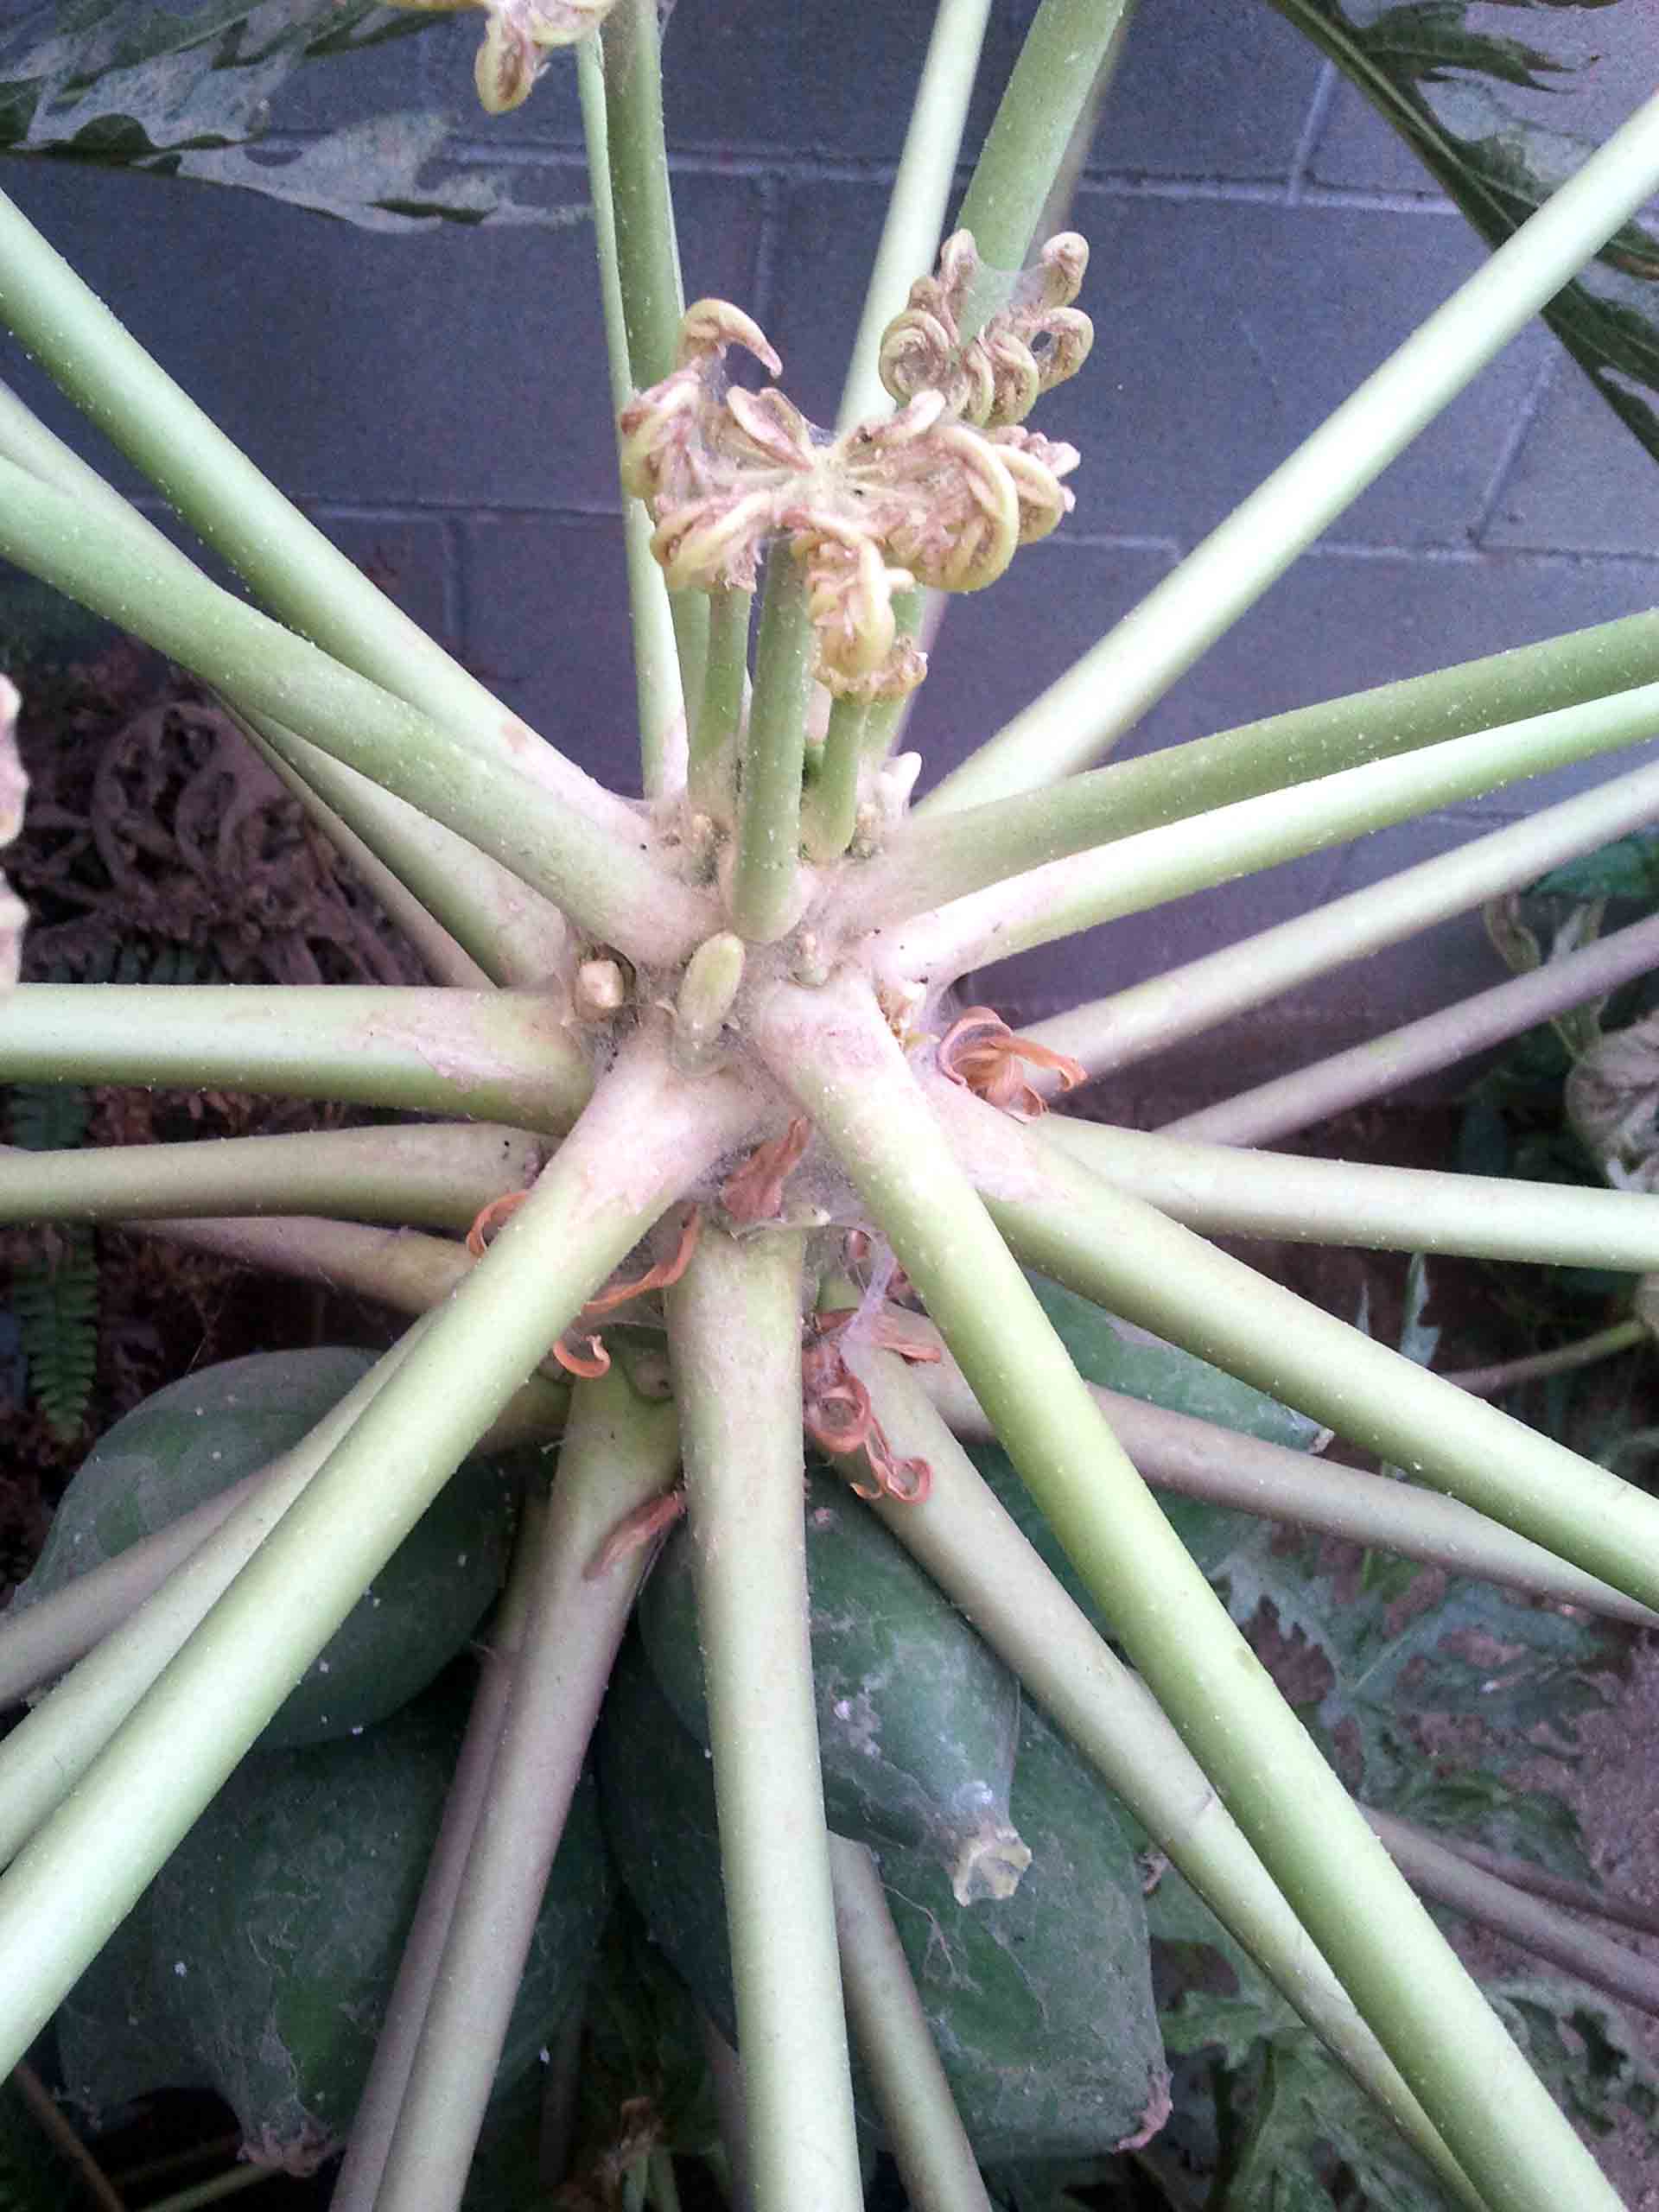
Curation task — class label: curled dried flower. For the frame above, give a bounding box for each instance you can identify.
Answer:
[721,1116,812,1224]
[585,1486,687,1579]
[464,1202,701,1376]
[619,300,1081,691]
[937,1005,1088,1122]
[385,0,620,113]
[879,230,1093,429]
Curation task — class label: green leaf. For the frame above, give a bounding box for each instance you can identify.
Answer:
[1491,1974,1659,2139]
[1266,0,1659,464]
[0,0,575,226]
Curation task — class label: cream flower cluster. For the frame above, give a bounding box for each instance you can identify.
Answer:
[618,240,1090,699]
[385,0,619,114]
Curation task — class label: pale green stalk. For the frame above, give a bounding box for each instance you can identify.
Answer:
[924,86,1659,812]
[826,1834,995,2212]
[1364,1808,1659,2018]
[842,1346,1481,2210]
[0,454,711,969]
[0,376,544,982]
[1414,1827,1659,1942]
[0,196,632,834]
[730,551,814,942]
[240,722,491,991]
[666,1227,863,2212]
[0,984,591,1131]
[374,1368,682,2212]
[1165,909,1659,1147]
[578,32,686,799]
[0,1341,568,1719]
[877,677,1659,985]
[755,973,1605,2212]
[915,1339,1659,1629]
[0,1028,743,2069]
[951,0,1139,340]
[140,2163,276,2211]
[1450,1319,1647,1400]
[948,1087,1659,1614]
[802,696,870,863]
[1026,747,1659,1078]
[1037,1116,1659,1273]
[0,1122,545,1230]
[836,0,997,429]
[0,1321,437,1867]
[601,0,708,721]
[690,588,752,820]
[143,1212,478,1319]
[245,716,556,989]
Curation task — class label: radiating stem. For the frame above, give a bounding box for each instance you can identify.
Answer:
[1164,910,1659,1147]
[0,454,710,969]
[1408,1825,1659,1942]
[245,715,560,988]
[951,0,1139,340]
[841,1345,1481,2210]
[1025,748,1659,1080]
[0,374,552,984]
[0,1122,545,1230]
[754,973,1607,2212]
[802,696,870,863]
[666,1228,863,2212]
[0,984,591,1132]
[877,676,1659,986]
[1037,1116,1659,1273]
[578,32,686,800]
[374,1368,682,2212]
[331,1491,551,2212]
[0,194,626,832]
[1449,1320,1647,1400]
[0,1032,740,2069]
[827,1834,994,2212]
[729,551,814,943]
[601,0,708,723]
[916,1338,1658,1629]
[836,0,996,429]
[952,1089,1659,1614]
[691,587,752,821]
[923,86,1659,810]
[1366,1808,1659,2018]
[0,1359,563,1716]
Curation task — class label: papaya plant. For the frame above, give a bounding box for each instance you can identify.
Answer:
[7,1,1659,2207]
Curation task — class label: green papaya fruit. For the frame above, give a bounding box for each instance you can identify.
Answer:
[11,1348,517,1747]
[638,1465,1028,1903]
[57,1676,613,2167]
[596,1634,1168,2164]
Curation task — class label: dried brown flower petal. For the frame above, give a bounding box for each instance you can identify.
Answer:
[878,229,1093,429]
[937,1005,1088,1122]
[721,1117,812,1224]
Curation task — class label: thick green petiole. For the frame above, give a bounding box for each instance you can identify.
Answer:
[729,551,815,943]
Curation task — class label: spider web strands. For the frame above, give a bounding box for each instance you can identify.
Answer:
[914,1344,1657,1630]
[0,1122,548,1231]
[919,86,1659,817]
[0,378,563,986]
[0,454,715,971]
[839,1346,1484,2211]
[0,1028,751,2075]
[1037,1115,1659,1275]
[0,984,592,1133]
[0,195,635,842]
[667,1225,866,2212]
[1166,907,1659,1149]
[751,968,1620,2212]
[874,677,1659,991]
[942,1081,1659,1615]
[1024,747,1659,1084]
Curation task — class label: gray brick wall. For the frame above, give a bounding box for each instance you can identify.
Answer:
[3,0,1657,1102]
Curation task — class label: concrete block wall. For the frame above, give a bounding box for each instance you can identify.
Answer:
[3,0,1656,1109]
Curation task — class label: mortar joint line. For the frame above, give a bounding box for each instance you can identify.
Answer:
[1465,353,1563,550]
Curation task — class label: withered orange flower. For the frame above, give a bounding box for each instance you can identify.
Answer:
[936,1005,1087,1122]
[720,1117,811,1224]
[802,1320,932,1504]
[465,1199,702,1379]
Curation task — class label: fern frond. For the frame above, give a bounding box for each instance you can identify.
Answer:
[12,1228,99,1440]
